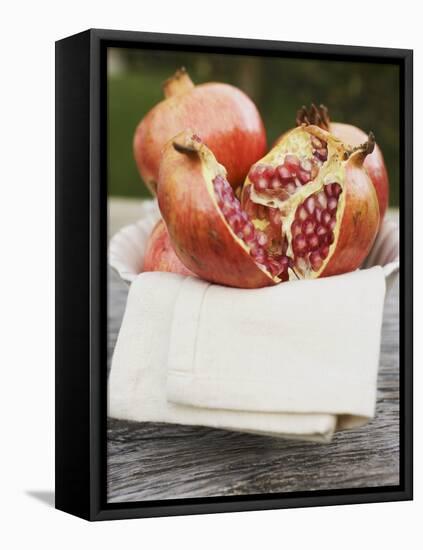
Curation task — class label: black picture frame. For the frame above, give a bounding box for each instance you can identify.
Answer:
[55,28,413,521]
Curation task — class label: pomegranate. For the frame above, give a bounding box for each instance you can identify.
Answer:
[133,67,267,194]
[157,124,379,288]
[158,127,380,288]
[143,219,194,277]
[242,124,380,280]
[289,104,389,218]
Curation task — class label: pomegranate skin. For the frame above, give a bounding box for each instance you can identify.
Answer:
[328,122,389,220]
[134,69,267,194]
[157,133,275,289]
[143,219,194,277]
[320,153,380,278]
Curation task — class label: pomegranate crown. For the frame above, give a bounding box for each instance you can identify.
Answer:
[296,103,331,131]
[163,67,195,98]
[296,104,375,159]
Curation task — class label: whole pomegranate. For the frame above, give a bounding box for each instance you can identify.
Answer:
[158,127,380,288]
[133,67,267,194]
[143,219,194,277]
[287,104,389,219]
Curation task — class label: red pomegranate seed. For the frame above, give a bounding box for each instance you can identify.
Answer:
[269,208,281,226]
[305,196,316,215]
[298,170,311,184]
[322,210,332,227]
[297,206,308,221]
[328,218,336,231]
[291,219,302,237]
[309,251,323,271]
[316,224,327,237]
[222,201,235,217]
[315,207,322,223]
[327,230,335,244]
[303,219,315,235]
[228,213,242,232]
[213,177,225,194]
[254,178,268,192]
[317,148,328,160]
[284,154,300,170]
[242,223,256,242]
[286,182,297,194]
[307,234,319,251]
[325,183,334,197]
[317,192,327,209]
[327,197,338,211]
[256,205,268,220]
[277,165,294,182]
[266,256,288,276]
[256,231,268,247]
[263,166,275,180]
[269,178,283,191]
[293,234,307,255]
[279,256,289,270]
[220,187,234,203]
[320,245,330,259]
[248,165,264,184]
[325,182,342,198]
[250,242,263,257]
[332,182,342,198]
[240,211,249,223]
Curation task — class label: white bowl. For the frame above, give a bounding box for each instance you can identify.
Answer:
[109,200,161,284]
[109,199,399,290]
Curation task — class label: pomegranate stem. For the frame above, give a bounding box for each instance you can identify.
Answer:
[347,131,376,161]
[173,141,198,155]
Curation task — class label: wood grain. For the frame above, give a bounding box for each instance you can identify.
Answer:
[107,268,399,503]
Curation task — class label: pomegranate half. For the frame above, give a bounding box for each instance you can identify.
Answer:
[242,124,380,280]
[134,68,267,194]
[158,132,280,288]
[290,104,389,219]
[143,219,194,277]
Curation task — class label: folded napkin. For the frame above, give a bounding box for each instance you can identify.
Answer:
[109,266,386,442]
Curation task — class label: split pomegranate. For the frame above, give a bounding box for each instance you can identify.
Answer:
[285,104,389,218]
[158,125,379,288]
[242,124,380,280]
[134,67,267,194]
[143,219,194,277]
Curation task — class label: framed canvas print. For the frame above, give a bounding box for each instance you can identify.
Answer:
[55,29,413,521]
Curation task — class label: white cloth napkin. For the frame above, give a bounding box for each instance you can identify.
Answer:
[109,266,386,442]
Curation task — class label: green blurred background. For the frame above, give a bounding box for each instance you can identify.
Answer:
[108,48,400,206]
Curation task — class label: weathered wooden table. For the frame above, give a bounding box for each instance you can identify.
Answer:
[107,267,399,503]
